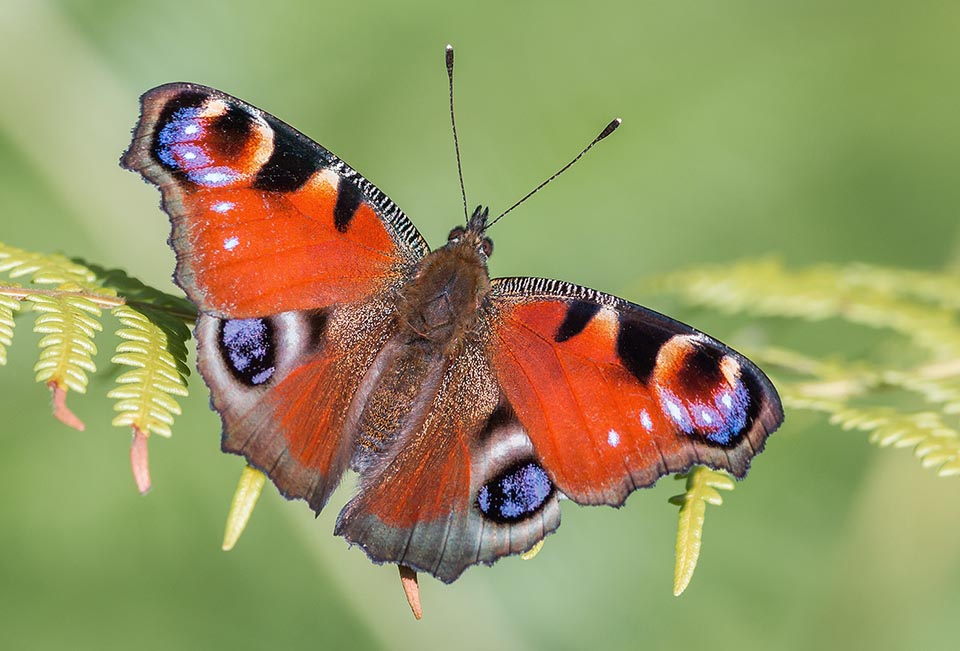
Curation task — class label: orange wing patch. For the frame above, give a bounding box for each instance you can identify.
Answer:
[122,83,427,318]
[175,171,402,316]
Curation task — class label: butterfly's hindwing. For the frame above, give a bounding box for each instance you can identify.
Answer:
[334,335,562,584]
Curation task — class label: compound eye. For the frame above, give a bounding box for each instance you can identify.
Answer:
[448,226,466,242]
[480,237,493,257]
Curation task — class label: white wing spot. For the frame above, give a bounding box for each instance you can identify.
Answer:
[640,410,653,430]
[721,393,733,409]
[202,171,230,185]
[212,201,235,213]
[607,429,620,447]
[700,410,714,425]
[666,400,683,422]
[183,124,199,135]
[223,236,239,250]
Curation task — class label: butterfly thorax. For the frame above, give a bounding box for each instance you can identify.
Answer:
[350,233,494,464]
[396,235,491,346]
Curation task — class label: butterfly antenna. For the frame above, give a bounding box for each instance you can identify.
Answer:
[446,44,469,224]
[485,118,622,230]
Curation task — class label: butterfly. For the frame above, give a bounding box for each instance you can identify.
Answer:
[120,52,783,587]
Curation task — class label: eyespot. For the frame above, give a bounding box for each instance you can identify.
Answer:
[476,460,553,523]
[218,318,276,386]
[447,226,466,242]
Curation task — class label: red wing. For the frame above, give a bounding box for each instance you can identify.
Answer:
[490,277,784,506]
[122,83,428,317]
[334,340,561,584]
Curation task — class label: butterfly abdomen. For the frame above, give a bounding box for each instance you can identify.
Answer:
[352,258,493,471]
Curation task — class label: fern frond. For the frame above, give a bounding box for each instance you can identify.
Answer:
[78,261,197,325]
[882,362,960,415]
[1,244,197,488]
[651,259,960,356]
[28,289,105,432]
[840,263,960,311]
[0,242,96,285]
[0,292,21,366]
[108,304,189,437]
[669,466,735,596]
[29,291,102,393]
[791,398,960,478]
[108,304,190,493]
[222,465,267,551]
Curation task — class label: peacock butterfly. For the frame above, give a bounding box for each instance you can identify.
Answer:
[121,46,783,587]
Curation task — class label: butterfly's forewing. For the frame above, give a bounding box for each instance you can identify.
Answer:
[122,84,428,510]
[489,277,783,506]
[122,83,427,317]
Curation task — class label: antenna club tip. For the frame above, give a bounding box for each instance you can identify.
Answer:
[599,118,622,140]
[446,44,454,68]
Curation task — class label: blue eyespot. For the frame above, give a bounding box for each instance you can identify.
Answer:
[657,378,750,446]
[477,461,553,522]
[156,107,242,186]
[219,318,275,386]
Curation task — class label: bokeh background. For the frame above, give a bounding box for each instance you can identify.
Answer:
[1,1,959,649]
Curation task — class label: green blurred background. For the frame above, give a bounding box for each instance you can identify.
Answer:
[1,1,959,649]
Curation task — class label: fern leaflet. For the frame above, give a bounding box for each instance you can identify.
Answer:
[108,304,189,437]
[669,466,735,596]
[0,292,20,366]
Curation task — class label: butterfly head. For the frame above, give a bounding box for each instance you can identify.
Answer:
[447,205,493,258]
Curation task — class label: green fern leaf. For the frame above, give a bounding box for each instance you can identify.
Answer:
[828,405,960,478]
[77,261,197,325]
[0,292,21,366]
[108,304,189,437]
[108,304,190,493]
[669,466,735,596]
[839,263,960,311]
[0,242,96,285]
[29,291,102,394]
[651,259,960,356]
[883,364,960,415]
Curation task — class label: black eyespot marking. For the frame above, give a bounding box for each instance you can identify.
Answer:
[218,318,276,386]
[209,104,253,159]
[555,301,601,343]
[304,308,329,352]
[333,177,363,233]
[474,401,515,445]
[477,460,554,523]
[675,343,726,394]
[252,114,325,193]
[617,316,675,383]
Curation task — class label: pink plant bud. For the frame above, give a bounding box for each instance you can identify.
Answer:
[130,427,151,494]
[48,381,85,431]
